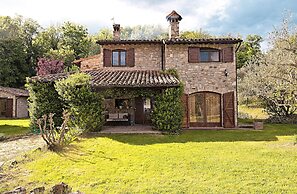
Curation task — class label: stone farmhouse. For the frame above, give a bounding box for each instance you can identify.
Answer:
[40,10,242,128]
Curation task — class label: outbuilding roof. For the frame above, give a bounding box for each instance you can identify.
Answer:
[0,86,29,97]
[30,69,180,88]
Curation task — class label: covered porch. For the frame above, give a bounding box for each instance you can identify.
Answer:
[87,69,180,126]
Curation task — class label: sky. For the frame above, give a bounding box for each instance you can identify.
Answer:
[1,0,297,41]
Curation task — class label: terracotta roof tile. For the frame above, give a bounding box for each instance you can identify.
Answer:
[30,69,180,88]
[96,38,242,45]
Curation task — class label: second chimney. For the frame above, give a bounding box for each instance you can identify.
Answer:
[166,10,182,39]
[113,24,121,40]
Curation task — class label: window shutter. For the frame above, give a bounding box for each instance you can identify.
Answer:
[188,47,200,63]
[103,49,112,67]
[222,47,234,62]
[127,48,135,67]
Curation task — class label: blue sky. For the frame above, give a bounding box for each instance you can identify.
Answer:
[1,0,297,40]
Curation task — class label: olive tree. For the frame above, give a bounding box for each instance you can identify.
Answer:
[239,15,297,122]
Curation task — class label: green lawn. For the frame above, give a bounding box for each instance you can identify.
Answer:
[0,119,30,137]
[1,124,297,193]
[239,105,268,119]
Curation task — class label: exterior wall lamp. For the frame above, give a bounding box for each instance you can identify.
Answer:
[224,69,229,77]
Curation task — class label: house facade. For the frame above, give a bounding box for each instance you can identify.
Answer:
[74,11,242,128]
[0,86,29,118]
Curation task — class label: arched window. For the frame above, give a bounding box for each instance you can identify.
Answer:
[189,92,221,127]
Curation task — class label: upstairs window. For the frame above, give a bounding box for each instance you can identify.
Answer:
[112,50,126,66]
[188,47,234,63]
[200,49,220,62]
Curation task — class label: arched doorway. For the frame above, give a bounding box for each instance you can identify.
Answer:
[189,92,221,127]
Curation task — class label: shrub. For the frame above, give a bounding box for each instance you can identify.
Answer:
[26,79,64,132]
[152,86,183,133]
[37,111,81,151]
[55,73,104,132]
[266,114,297,124]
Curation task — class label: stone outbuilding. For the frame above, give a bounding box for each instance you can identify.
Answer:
[0,86,29,118]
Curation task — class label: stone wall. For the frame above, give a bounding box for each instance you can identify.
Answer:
[16,97,29,118]
[165,43,238,126]
[80,44,162,71]
[80,54,102,71]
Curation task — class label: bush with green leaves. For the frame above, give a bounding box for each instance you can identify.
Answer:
[55,73,104,132]
[26,79,64,132]
[152,86,183,133]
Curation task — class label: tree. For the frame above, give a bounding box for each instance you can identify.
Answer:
[60,22,91,59]
[0,15,40,87]
[34,22,91,67]
[121,25,167,40]
[36,58,64,76]
[180,30,211,39]
[239,16,297,121]
[236,34,263,69]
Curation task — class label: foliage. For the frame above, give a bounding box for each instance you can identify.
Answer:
[236,34,263,69]
[36,58,64,76]
[152,86,183,133]
[37,111,81,151]
[64,64,80,73]
[0,16,40,87]
[34,23,91,67]
[239,15,297,121]
[180,30,211,39]
[26,80,64,132]
[60,22,91,59]
[2,123,297,193]
[55,73,104,132]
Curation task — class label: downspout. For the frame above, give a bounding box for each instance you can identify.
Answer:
[161,40,166,70]
[234,41,242,127]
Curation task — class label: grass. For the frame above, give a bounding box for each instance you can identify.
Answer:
[239,105,268,119]
[1,123,297,193]
[0,119,30,137]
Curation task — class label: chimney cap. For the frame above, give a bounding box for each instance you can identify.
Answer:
[113,24,120,31]
[166,10,182,21]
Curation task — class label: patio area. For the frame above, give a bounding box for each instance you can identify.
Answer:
[99,125,161,134]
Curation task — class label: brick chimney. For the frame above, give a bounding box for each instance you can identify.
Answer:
[166,10,182,39]
[113,24,121,40]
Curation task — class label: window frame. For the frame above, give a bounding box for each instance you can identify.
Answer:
[199,48,220,63]
[112,49,127,67]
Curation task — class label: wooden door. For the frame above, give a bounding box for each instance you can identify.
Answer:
[223,92,235,128]
[135,97,144,124]
[5,99,13,118]
[189,92,221,127]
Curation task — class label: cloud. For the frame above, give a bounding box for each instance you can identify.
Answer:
[0,0,296,39]
[205,0,297,37]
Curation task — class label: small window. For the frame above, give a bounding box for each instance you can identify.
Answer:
[115,99,129,109]
[200,49,220,62]
[112,50,126,66]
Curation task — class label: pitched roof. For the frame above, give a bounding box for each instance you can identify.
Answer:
[96,38,242,45]
[0,86,29,97]
[30,69,180,88]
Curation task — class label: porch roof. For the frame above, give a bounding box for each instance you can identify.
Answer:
[30,69,180,88]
